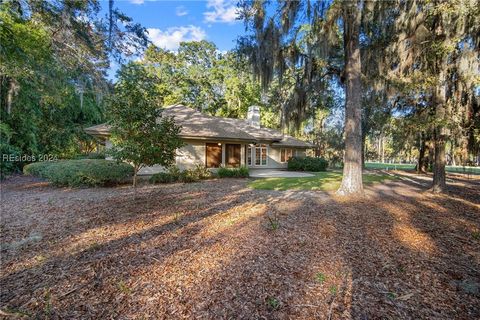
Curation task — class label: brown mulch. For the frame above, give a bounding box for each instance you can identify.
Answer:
[0,173,479,319]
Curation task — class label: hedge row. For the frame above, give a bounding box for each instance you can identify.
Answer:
[287,156,328,172]
[217,166,249,178]
[150,164,213,184]
[23,159,133,187]
[22,160,250,187]
[150,165,249,184]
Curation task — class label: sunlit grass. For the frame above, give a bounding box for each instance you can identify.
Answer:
[248,171,399,191]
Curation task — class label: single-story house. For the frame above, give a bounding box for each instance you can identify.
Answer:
[85,104,313,174]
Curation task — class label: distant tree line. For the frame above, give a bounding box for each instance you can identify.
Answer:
[237,0,479,194]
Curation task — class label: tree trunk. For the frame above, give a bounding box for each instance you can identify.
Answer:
[337,0,364,196]
[450,139,456,166]
[133,167,138,188]
[432,70,447,193]
[361,129,366,169]
[428,142,434,171]
[433,128,446,192]
[6,79,19,115]
[381,135,385,163]
[417,132,426,173]
[377,136,382,162]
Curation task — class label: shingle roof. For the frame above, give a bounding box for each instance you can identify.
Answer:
[84,104,312,147]
[161,105,257,141]
[272,135,313,148]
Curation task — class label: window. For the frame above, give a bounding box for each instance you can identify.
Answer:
[255,144,267,166]
[247,145,252,165]
[280,148,294,162]
[226,144,241,167]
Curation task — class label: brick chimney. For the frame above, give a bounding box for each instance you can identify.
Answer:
[247,105,261,128]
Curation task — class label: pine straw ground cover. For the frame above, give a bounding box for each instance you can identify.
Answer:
[0,173,479,319]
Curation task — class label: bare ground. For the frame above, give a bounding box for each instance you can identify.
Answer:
[0,172,479,319]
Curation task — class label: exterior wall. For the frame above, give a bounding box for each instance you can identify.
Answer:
[176,140,206,170]
[256,146,286,169]
[247,145,307,169]
[104,137,307,174]
[103,138,203,175]
[137,139,247,174]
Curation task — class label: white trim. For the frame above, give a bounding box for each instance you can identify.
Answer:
[221,143,225,166]
[247,145,253,166]
[254,144,268,166]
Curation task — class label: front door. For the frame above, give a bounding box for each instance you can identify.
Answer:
[225,144,241,167]
[206,143,222,168]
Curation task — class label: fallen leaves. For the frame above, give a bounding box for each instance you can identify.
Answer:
[0,173,479,319]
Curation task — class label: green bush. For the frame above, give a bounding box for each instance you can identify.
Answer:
[149,166,182,184]
[150,164,213,184]
[149,172,177,184]
[179,170,198,183]
[23,159,133,187]
[190,163,213,180]
[167,166,181,179]
[1,142,22,179]
[287,156,328,172]
[75,152,106,160]
[217,166,249,178]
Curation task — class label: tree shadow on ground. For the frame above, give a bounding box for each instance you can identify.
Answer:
[330,178,480,319]
[1,176,479,319]
[0,179,259,314]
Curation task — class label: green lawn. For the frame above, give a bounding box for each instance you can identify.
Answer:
[248,171,399,191]
[365,162,480,174]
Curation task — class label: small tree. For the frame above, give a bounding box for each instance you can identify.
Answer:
[108,62,183,187]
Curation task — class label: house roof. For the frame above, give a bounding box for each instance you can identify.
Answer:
[85,104,312,148]
[272,135,313,148]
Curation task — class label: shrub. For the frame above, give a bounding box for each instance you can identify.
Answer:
[149,172,176,184]
[287,156,328,172]
[149,166,182,184]
[150,164,213,184]
[23,161,49,177]
[23,159,133,187]
[75,152,106,160]
[191,163,213,180]
[167,166,181,179]
[179,170,198,183]
[217,166,249,178]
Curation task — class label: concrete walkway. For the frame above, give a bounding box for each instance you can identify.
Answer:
[249,169,315,178]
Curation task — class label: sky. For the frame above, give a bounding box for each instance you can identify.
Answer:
[102,0,247,78]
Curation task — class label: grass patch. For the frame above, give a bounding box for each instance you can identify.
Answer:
[315,272,326,284]
[329,285,338,295]
[365,162,480,174]
[266,297,280,310]
[248,171,399,191]
[266,214,280,230]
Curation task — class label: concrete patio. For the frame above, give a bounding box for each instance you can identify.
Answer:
[249,169,315,178]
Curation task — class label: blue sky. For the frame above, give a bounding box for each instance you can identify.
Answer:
[102,0,246,78]
[104,0,245,51]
